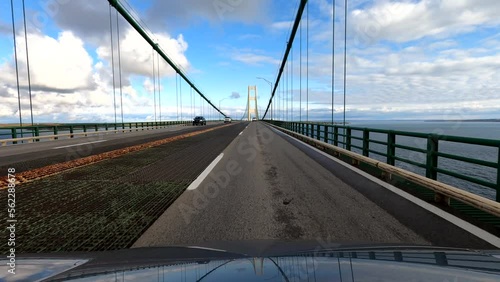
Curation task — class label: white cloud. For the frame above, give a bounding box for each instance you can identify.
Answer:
[271,21,294,31]
[146,0,271,28]
[350,0,500,43]
[0,28,194,123]
[279,43,500,119]
[1,31,94,92]
[232,53,280,66]
[96,29,189,80]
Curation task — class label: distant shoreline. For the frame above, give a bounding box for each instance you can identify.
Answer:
[424,119,500,122]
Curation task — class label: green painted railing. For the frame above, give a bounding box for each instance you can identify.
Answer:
[266,120,500,202]
[0,121,194,144]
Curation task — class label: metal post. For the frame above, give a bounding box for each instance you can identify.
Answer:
[324,125,329,143]
[11,128,17,144]
[70,125,74,138]
[34,127,40,142]
[362,129,369,157]
[435,252,448,266]
[95,124,98,132]
[316,124,321,140]
[387,132,396,166]
[53,126,58,140]
[334,127,338,146]
[426,135,438,180]
[346,128,351,151]
[394,252,403,262]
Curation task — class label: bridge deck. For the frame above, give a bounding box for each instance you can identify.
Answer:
[134,122,494,249]
[1,122,495,254]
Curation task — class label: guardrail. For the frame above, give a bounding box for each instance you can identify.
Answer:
[0,121,191,146]
[266,120,500,203]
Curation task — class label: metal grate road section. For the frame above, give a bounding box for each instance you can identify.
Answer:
[1,123,247,253]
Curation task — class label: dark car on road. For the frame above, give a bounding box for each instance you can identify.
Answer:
[193,116,206,126]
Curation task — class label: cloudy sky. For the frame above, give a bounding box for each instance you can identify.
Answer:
[1,0,499,123]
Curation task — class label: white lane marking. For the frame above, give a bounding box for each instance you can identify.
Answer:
[239,132,243,135]
[269,126,500,248]
[187,153,224,190]
[53,140,107,149]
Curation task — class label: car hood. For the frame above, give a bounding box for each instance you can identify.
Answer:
[3,240,500,281]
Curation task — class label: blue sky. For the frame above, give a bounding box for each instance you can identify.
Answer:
[1,0,500,123]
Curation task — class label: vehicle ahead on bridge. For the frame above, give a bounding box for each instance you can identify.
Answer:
[192,116,206,126]
[5,241,500,281]
[224,117,232,123]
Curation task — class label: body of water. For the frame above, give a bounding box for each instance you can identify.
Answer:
[339,121,500,200]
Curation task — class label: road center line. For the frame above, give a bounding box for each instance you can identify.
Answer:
[53,140,107,149]
[187,153,224,190]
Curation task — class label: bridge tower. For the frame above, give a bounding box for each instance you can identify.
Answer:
[247,85,259,121]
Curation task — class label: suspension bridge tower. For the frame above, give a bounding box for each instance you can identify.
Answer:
[247,85,259,121]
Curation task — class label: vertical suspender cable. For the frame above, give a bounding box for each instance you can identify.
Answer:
[176,74,179,120]
[285,61,288,121]
[343,0,347,128]
[306,2,309,122]
[21,0,33,126]
[11,0,23,136]
[152,48,156,122]
[300,20,302,122]
[281,78,284,120]
[116,10,124,123]
[279,80,281,120]
[291,45,293,122]
[180,76,182,121]
[332,0,336,125]
[157,52,161,122]
[109,5,117,123]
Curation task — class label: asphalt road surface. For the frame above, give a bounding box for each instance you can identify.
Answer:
[134,121,494,249]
